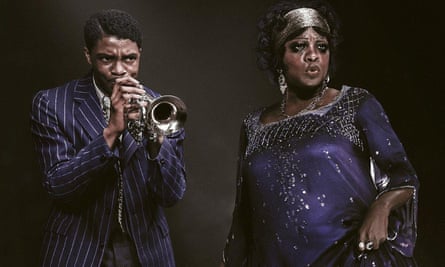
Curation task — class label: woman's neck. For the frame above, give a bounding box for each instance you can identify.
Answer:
[280,83,328,117]
[287,83,325,100]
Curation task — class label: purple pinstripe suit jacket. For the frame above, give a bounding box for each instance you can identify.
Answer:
[30,75,186,267]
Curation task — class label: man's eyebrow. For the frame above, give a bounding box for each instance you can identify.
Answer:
[95,53,114,57]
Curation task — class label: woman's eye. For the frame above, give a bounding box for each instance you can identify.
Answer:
[292,43,306,52]
[317,43,329,52]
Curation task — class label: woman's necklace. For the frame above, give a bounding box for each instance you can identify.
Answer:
[280,85,329,118]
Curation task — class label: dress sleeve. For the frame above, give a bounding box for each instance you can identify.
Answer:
[356,92,419,191]
[356,91,419,257]
[222,122,251,266]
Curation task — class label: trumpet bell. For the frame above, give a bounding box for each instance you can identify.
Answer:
[149,95,187,136]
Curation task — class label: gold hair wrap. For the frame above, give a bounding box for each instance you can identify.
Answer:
[274,8,330,51]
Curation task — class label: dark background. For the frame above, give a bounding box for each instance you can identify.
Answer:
[1,0,443,266]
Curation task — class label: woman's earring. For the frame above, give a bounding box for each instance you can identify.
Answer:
[322,74,330,89]
[277,69,287,95]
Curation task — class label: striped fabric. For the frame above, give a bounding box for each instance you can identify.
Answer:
[30,75,186,267]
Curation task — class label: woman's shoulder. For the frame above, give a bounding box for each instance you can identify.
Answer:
[340,85,371,95]
[337,85,388,118]
[337,85,377,103]
[243,107,264,124]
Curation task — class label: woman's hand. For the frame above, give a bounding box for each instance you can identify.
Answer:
[357,188,414,252]
[358,201,390,251]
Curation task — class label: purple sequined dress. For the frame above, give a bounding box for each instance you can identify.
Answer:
[223,86,419,267]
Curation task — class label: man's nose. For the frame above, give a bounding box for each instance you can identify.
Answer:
[111,61,127,76]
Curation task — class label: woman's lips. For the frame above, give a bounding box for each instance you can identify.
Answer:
[306,65,320,73]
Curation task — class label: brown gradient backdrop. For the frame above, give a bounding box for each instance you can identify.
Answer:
[1,0,443,266]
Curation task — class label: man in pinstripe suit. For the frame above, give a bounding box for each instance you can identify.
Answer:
[30,9,186,266]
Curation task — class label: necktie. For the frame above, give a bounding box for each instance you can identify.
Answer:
[102,96,111,123]
[101,95,125,232]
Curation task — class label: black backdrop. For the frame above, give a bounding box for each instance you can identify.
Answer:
[1,0,443,266]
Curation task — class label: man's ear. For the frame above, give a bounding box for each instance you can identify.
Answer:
[84,47,92,65]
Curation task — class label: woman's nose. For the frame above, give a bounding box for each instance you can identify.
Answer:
[305,46,319,62]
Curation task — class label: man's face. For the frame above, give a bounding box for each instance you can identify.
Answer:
[85,35,141,96]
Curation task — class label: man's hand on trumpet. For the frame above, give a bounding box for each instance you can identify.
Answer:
[104,76,146,148]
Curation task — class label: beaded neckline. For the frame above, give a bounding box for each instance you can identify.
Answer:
[280,85,329,118]
[260,86,348,128]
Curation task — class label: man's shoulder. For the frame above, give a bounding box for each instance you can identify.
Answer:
[36,76,93,97]
[32,76,93,108]
[47,76,91,92]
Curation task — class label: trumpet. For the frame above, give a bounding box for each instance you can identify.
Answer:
[128,94,187,143]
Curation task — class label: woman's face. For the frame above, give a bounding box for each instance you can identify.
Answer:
[282,27,330,90]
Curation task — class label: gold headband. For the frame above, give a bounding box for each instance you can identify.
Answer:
[274,8,330,51]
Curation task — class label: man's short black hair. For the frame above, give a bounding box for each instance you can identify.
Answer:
[84,9,142,51]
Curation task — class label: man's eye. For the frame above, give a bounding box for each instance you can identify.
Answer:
[99,56,112,63]
[124,56,137,62]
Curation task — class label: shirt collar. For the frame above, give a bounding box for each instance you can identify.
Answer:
[93,75,108,109]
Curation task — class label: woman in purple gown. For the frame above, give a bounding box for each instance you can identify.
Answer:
[221,0,419,266]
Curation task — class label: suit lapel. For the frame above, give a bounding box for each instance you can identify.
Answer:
[73,76,141,164]
[73,76,106,141]
[121,131,140,166]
